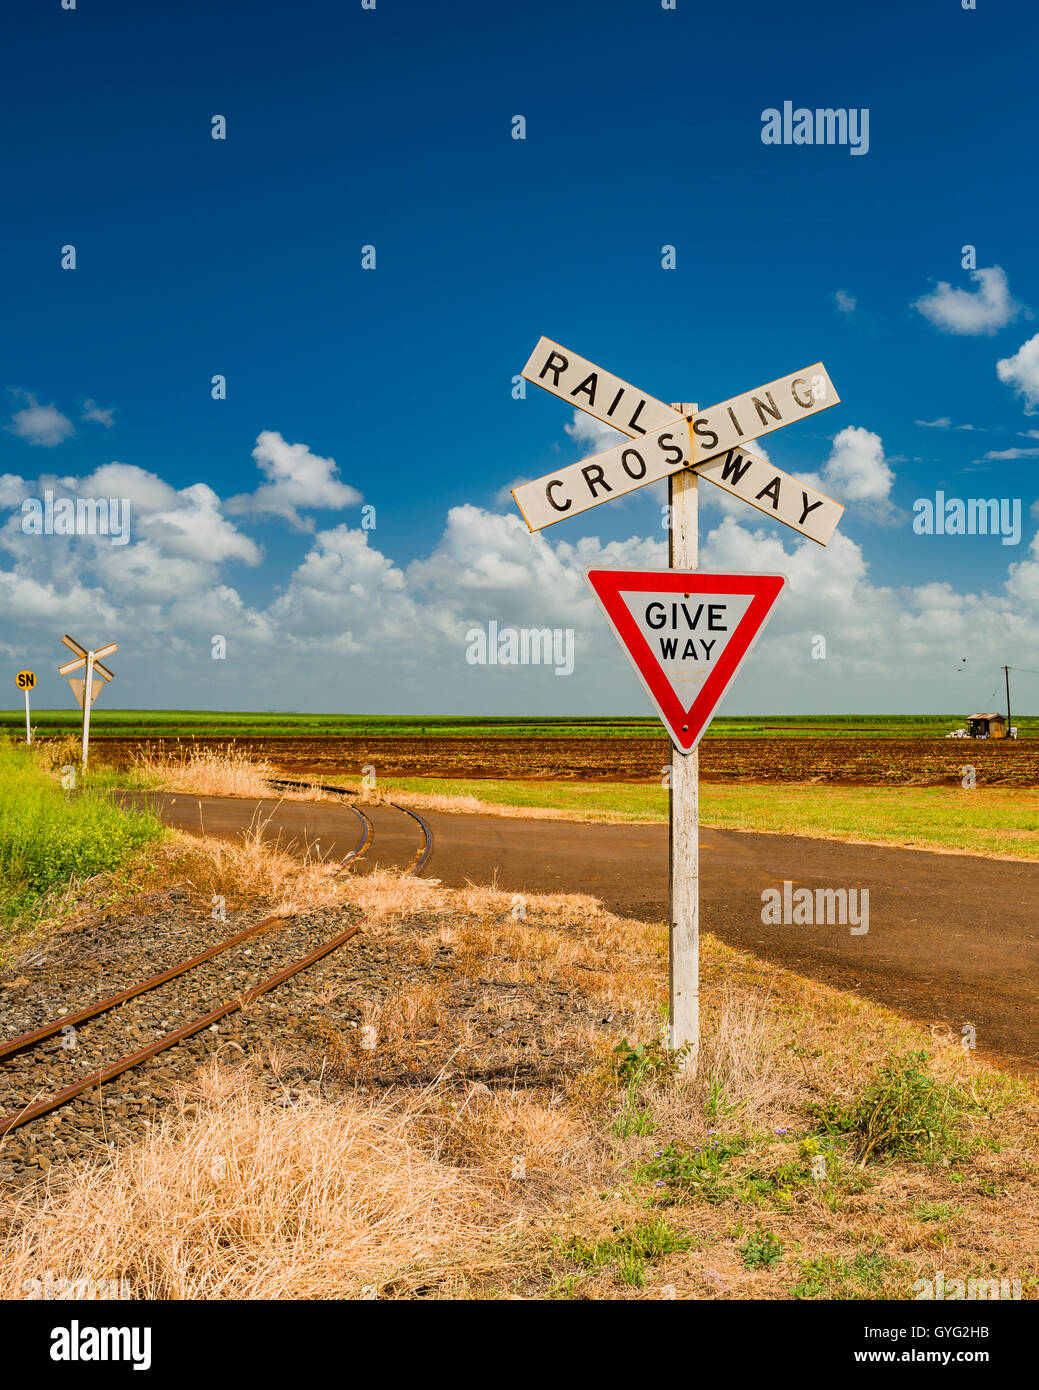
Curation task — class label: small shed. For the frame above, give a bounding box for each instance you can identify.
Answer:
[967,712,1006,739]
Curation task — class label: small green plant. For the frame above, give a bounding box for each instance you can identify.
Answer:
[705,1075,738,1120]
[545,1273,585,1300]
[790,1250,891,1300]
[611,1036,688,1138]
[913,1200,964,1224]
[612,1036,686,1084]
[633,1136,748,1205]
[739,1230,785,1270]
[561,1218,694,1289]
[808,1052,973,1164]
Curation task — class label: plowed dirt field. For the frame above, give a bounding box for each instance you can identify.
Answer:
[90,736,1038,786]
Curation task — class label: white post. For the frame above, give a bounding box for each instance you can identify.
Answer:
[25,688,31,745]
[668,404,699,1073]
[82,649,94,770]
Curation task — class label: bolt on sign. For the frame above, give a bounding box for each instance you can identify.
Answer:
[513,337,843,544]
[509,335,845,1072]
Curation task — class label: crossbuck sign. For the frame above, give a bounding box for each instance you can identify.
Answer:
[509,336,845,1073]
[513,338,843,543]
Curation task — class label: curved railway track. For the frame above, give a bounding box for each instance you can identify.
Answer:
[0,781,432,1140]
[265,777,434,874]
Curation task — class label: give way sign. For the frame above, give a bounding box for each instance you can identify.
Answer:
[585,569,786,754]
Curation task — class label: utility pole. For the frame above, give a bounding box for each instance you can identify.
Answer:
[1003,665,1012,737]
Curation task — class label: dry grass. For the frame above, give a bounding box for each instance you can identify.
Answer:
[125,744,327,801]
[0,1061,507,1300]
[4,821,1039,1300]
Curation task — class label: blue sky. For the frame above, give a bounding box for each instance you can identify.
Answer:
[3,0,1039,716]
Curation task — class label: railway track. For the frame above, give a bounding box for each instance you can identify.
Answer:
[265,778,434,874]
[0,783,433,1142]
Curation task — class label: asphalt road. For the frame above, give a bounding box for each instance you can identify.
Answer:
[128,791,1039,1074]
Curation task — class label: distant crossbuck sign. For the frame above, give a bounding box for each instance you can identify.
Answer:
[512,337,843,544]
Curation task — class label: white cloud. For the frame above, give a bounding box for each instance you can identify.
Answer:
[833,289,856,314]
[226,431,362,531]
[564,409,626,454]
[981,447,1039,461]
[2,440,1038,713]
[914,265,1020,336]
[997,333,1039,412]
[915,417,951,429]
[81,399,115,427]
[6,393,75,447]
[797,426,896,523]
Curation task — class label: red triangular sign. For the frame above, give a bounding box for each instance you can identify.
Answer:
[586,569,786,754]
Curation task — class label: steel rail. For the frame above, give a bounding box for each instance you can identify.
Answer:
[0,914,290,1063]
[0,774,431,1136]
[266,777,433,874]
[0,924,362,1137]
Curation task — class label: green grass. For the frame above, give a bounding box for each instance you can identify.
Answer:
[560,1219,695,1288]
[790,1251,892,1300]
[1,711,1030,740]
[372,776,1039,859]
[0,741,162,918]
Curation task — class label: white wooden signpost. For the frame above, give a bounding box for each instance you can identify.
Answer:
[15,670,36,745]
[511,338,844,1072]
[57,634,117,769]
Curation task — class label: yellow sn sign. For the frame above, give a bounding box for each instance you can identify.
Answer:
[16,670,36,691]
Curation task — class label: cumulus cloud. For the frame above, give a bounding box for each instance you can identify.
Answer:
[997,333,1039,412]
[833,289,856,314]
[226,431,362,531]
[915,417,951,429]
[564,409,626,454]
[914,265,1020,336]
[795,426,897,524]
[5,393,75,447]
[2,437,1038,713]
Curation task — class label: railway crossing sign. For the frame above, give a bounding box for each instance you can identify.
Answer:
[67,676,106,709]
[514,337,843,544]
[15,670,36,745]
[585,571,786,754]
[57,634,117,768]
[510,333,846,1075]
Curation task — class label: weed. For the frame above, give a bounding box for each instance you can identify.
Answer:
[808,1052,974,1164]
[739,1231,785,1270]
[632,1137,748,1205]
